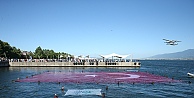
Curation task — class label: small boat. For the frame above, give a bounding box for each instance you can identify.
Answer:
[187,72,194,77]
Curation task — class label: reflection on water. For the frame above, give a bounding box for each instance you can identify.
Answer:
[8,66,140,73]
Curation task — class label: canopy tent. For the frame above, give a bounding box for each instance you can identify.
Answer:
[100,53,130,59]
[100,53,132,62]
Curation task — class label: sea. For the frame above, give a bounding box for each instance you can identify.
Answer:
[0,60,194,98]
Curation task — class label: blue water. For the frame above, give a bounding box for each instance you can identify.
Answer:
[0,60,194,98]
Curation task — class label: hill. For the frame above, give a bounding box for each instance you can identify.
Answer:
[149,49,194,59]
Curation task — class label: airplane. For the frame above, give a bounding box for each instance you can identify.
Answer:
[163,39,181,46]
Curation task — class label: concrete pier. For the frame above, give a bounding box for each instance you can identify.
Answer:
[9,62,141,67]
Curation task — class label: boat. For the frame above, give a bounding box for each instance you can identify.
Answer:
[187,72,194,77]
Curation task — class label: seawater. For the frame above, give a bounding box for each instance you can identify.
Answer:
[0,60,194,98]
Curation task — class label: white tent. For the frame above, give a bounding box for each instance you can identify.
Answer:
[100,53,132,62]
[100,53,129,59]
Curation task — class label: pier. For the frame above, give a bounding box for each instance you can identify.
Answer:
[9,61,141,67]
[3,53,141,67]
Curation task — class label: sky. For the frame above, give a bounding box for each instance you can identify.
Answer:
[0,0,194,59]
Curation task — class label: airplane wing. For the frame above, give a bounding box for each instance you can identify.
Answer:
[163,39,170,41]
[167,43,178,45]
[174,40,181,42]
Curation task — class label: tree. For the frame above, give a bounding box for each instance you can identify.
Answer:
[28,51,34,59]
[0,40,13,58]
[34,46,44,59]
[0,40,73,59]
[0,40,3,57]
[11,47,21,58]
[48,49,55,59]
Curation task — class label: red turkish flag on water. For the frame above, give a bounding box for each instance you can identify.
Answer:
[17,72,179,83]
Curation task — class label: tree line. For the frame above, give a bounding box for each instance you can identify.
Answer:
[0,40,73,59]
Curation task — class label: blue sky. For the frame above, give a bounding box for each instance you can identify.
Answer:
[0,0,194,58]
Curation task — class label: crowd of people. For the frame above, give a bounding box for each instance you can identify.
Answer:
[8,58,133,63]
[8,58,98,63]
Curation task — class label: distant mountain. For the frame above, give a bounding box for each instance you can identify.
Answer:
[149,49,194,59]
